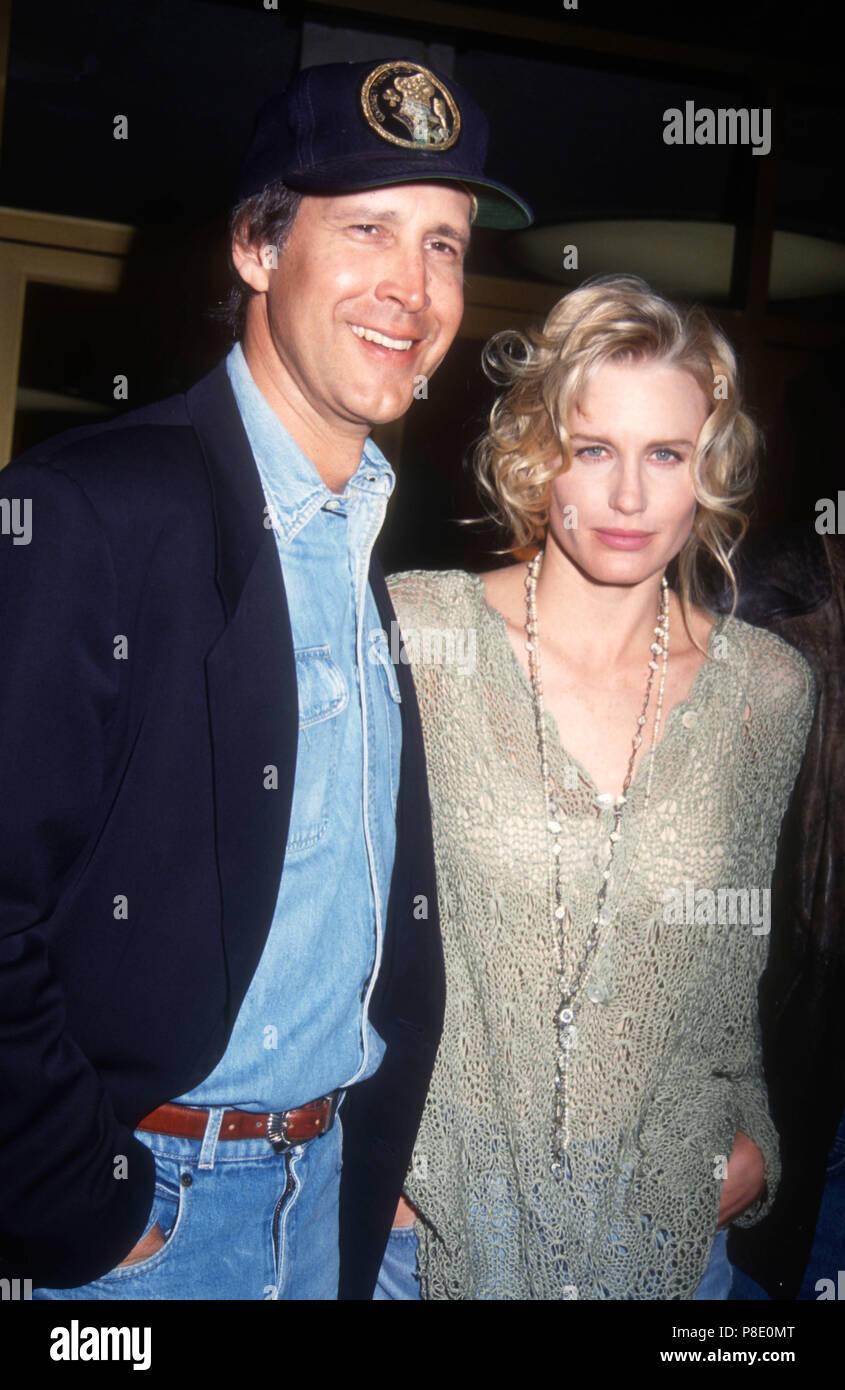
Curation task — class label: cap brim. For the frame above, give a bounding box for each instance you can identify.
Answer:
[279,165,533,231]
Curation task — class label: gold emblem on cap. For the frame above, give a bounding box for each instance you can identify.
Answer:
[361,61,460,152]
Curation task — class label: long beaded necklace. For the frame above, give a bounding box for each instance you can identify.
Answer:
[523,550,671,1168]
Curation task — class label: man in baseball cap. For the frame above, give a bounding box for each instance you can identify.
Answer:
[236,58,532,226]
[2,59,531,1303]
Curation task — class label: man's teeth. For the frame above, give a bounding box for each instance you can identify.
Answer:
[350,324,413,351]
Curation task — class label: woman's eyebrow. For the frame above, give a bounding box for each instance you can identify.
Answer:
[569,434,696,448]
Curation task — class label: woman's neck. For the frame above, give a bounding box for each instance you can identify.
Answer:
[533,542,669,676]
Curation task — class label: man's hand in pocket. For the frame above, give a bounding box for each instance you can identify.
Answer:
[116,1221,167,1268]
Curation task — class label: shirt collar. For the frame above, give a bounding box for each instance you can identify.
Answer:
[225,342,395,545]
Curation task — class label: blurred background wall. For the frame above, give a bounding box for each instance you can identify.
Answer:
[0,0,841,572]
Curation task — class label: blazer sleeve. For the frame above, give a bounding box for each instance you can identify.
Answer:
[0,458,155,1287]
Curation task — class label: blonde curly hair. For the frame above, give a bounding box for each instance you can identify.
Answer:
[473,275,759,643]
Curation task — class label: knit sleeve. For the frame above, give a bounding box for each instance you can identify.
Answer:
[728,1011,782,1228]
[723,627,817,1227]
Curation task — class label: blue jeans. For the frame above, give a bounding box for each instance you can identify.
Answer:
[373,1225,422,1300]
[33,1106,343,1300]
[374,1226,731,1301]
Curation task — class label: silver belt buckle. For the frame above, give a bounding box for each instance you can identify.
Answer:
[265,1091,340,1154]
[266,1109,295,1155]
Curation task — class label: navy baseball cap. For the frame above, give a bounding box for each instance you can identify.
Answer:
[237,59,533,230]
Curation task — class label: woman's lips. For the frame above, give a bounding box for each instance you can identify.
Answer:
[594,528,655,550]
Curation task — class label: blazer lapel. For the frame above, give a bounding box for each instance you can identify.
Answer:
[186,361,274,620]
[186,361,299,1009]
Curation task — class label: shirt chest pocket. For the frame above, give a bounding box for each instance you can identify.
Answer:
[287,645,349,853]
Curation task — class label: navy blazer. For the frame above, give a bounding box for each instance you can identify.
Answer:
[0,361,445,1297]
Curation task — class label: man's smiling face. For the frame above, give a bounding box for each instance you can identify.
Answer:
[253,183,470,433]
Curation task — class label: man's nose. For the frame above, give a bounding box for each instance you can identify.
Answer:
[374,247,429,313]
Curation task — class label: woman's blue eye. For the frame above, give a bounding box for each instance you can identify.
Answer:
[575,445,681,462]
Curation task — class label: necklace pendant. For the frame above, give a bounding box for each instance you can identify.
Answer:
[585,973,611,1005]
[551,1137,572,1174]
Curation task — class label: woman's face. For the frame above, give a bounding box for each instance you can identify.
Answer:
[548,357,710,587]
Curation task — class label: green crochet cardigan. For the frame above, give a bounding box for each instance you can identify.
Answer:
[388,568,817,1301]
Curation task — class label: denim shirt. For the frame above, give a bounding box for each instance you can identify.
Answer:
[176,342,401,1111]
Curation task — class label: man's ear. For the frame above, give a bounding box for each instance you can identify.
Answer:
[231,235,273,293]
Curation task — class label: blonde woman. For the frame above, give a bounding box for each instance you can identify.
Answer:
[376,276,817,1300]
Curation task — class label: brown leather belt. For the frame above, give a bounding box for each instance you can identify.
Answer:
[137,1092,341,1154]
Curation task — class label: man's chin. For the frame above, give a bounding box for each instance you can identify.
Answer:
[359,390,419,429]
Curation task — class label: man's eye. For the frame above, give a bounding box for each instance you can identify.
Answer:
[352,224,380,234]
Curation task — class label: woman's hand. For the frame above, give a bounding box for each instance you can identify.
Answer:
[716,1131,766,1230]
[392,1195,418,1228]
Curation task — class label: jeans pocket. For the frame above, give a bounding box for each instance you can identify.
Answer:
[374,1226,421,1301]
[149,1173,181,1242]
[101,1167,184,1279]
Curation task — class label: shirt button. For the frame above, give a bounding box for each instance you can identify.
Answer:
[324,498,340,511]
[681,709,697,729]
